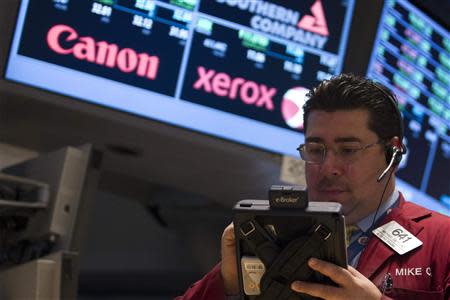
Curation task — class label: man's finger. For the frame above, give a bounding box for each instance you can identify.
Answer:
[221,223,235,246]
[347,265,363,277]
[307,258,352,285]
[291,280,340,299]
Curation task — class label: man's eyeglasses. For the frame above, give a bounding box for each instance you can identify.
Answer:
[297,141,383,164]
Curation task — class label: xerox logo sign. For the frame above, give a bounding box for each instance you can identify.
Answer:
[46,24,160,80]
[193,66,276,111]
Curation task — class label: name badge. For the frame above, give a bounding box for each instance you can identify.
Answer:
[372,221,422,255]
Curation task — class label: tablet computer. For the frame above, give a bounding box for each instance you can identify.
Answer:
[233,195,347,300]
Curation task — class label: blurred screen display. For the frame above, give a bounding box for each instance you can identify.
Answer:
[366,0,450,214]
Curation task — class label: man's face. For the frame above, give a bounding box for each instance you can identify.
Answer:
[304,109,390,224]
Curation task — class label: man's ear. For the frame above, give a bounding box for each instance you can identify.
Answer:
[385,136,403,166]
[389,136,402,150]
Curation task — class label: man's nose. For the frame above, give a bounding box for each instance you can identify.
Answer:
[319,150,343,176]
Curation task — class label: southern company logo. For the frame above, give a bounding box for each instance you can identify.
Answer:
[297,0,329,36]
[216,0,330,49]
[46,24,160,80]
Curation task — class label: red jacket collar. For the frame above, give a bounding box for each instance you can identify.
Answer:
[356,193,431,279]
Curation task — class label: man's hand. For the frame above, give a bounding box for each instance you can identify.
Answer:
[221,223,239,295]
[291,258,382,300]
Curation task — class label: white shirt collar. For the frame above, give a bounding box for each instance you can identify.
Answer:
[356,189,400,232]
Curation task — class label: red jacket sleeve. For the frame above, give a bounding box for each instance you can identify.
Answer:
[175,264,227,300]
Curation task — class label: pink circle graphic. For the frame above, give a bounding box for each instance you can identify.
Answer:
[281,87,310,129]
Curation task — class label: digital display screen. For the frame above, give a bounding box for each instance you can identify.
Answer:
[6,0,355,156]
[366,0,450,214]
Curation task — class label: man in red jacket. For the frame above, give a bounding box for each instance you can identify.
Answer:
[176,74,450,300]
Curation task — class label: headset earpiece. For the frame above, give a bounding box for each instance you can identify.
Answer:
[378,145,402,182]
[385,145,402,166]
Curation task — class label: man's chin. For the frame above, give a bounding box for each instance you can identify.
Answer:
[312,191,349,203]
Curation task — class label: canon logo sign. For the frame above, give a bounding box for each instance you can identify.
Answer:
[47,24,159,79]
[193,66,276,110]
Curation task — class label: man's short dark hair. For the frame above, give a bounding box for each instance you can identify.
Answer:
[303,74,403,142]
